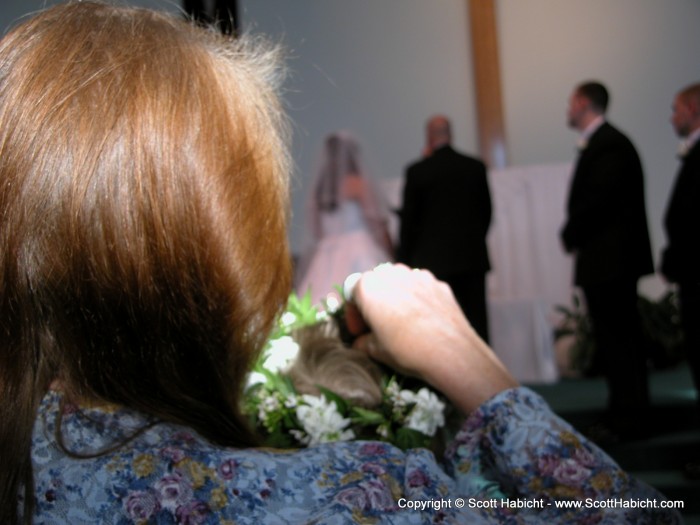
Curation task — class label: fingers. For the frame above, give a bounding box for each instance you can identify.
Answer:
[353,333,412,378]
[343,263,418,333]
[344,263,518,413]
[353,333,379,359]
[343,301,368,337]
[351,263,461,330]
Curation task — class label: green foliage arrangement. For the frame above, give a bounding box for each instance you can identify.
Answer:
[554,290,684,376]
[243,292,446,450]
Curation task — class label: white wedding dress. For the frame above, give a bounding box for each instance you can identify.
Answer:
[296,199,391,306]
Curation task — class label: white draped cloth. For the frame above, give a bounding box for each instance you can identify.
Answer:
[486,162,574,383]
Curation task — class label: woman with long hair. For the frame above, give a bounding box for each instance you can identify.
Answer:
[0,2,289,521]
[0,3,681,524]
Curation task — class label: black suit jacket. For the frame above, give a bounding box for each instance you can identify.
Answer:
[561,122,654,286]
[398,145,491,276]
[661,140,700,284]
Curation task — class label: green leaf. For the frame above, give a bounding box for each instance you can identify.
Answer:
[286,291,319,327]
[316,385,349,414]
[395,427,430,450]
[264,427,298,449]
[277,374,297,397]
[350,406,386,425]
[282,410,298,429]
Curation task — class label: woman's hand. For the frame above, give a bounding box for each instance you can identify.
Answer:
[348,264,518,414]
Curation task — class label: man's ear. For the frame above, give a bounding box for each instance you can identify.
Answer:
[690,98,700,120]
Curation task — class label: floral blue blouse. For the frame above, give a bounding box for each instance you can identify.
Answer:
[31,387,681,524]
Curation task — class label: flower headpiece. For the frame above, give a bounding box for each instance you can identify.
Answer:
[243,292,446,450]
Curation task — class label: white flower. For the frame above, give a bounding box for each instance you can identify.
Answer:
[284,394,298,409]
[323,293,341,313]
[257,391,281,423]
[280,311,297,328]
[295,395,355,446]
[385,380,402,404]
[245,371,267,391]
[397,389,415,407]
[289,429,306,443]
[403,388,445,437]
[263,336,300,373]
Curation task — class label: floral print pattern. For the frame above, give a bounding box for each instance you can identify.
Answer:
[30,388,681,524]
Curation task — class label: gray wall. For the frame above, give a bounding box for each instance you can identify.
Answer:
[497,0,700,296]
[2,1,699,297]
[240,1,477,255]
[240,0,700,298]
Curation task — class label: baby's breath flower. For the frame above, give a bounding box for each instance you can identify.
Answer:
[385,380,403,406]
[385,380,400,398]
[257,392,281,423]
[280,311,297,328]
[323,293,341,313]
[376,424,390,439]
[289,429,306,443]
[284,394,298,409]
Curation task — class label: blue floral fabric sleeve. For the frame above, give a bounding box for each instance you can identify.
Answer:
[445,387,682,524]
[31,387,683,524]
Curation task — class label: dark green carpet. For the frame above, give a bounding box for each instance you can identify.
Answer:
[527,363,700,524]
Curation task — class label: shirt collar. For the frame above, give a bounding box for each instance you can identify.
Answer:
[686,127,700,149]
[577,116,605,151]
[678,128,700,158]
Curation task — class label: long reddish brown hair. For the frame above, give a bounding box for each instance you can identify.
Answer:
[0,2,291,522]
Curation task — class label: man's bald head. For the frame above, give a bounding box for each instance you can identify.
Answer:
[426,115,452,151]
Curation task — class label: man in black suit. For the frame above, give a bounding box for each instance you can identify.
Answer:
[661,82,700,405]
[561,82,654,438]
[398,115,492,343]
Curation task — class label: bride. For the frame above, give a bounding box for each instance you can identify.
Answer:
[296,132,393,306]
